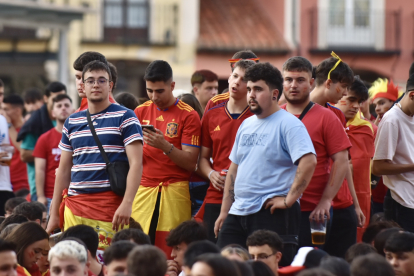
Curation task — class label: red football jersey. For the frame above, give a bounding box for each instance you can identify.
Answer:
[325,103,353,209]
[32,128,62,198]
[75,95,117,113]
[204,93,230,114]
[10,127,29,192]
[201,102,253,204]
[134,99,201,186]
[281,104,351,211]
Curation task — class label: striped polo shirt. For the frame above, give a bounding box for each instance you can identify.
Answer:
[59,104,143,196]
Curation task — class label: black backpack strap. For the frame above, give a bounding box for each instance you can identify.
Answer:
[298,101,314,121]
[86,110,110,165]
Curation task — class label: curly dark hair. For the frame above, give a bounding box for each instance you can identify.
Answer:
[246,230,283,253]
[166,220,207,247]
[244,62,284,100]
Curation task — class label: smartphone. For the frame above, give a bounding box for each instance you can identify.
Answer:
[142,125,156,132]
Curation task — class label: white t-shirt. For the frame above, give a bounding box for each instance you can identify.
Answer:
[0,115,12,192]
[374,105,414,208]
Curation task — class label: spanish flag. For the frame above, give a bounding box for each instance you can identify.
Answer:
[60,189,127,250]
[346,112,375,242]
[132,181,191,256]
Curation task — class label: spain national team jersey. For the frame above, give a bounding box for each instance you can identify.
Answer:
[325,103,353,209]
[134,99,201,186]
[204,93,230,114]
[201,102,253,204]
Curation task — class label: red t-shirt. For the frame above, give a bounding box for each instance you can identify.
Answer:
[281,104,351,211]
[10,127,29,192]
[326,103,353,209]
[204,93,230,114]
[134,99,201,186]
[32,128,62,198]
[201,101,253,205]
[75,95,117,112]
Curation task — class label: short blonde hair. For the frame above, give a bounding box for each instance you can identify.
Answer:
[48,240,87,263]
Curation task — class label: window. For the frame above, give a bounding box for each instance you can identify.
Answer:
[104,0,148,28]
[325,0,377,47]
[104,0,149,43]
[329,0,345,26]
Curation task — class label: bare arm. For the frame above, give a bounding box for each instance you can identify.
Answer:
[144,129,199,171]
[265,153,317,213]
[20,149,34,163]
[112,140,143,231]
[310,150,348,220]
[198,146,224,190]
[346,159,365,227]
[214,162,238,236]
[372,159,414,175]
[46,150,73,234]
[35,157,47,205]
[8,126,21,151]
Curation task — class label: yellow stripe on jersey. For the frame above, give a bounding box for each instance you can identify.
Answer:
[177,101,194,112]
[211,93,230,102]
[136,100,152,109]
[191,135,199,146]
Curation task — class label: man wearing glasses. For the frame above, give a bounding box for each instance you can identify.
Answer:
[246,230,283,276]
[47,61,144,252]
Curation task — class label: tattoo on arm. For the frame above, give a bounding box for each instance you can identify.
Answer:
[229,174,235,202]
[293,168,307,195]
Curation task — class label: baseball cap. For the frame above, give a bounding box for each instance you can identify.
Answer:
[278,247,329,275]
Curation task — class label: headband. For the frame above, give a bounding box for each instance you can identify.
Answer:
[228,57,260,63]
[327,51,342,80]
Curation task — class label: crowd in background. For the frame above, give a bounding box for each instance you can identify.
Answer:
[0,48,413,276]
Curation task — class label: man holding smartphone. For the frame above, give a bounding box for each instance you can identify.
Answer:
[133,60,201,256]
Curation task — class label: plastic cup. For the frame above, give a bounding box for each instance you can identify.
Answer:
[310,215,328,245]
[0,145,14,166]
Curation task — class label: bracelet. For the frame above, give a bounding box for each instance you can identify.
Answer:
[163,144,174,155]
[284,197,289,208]
[208,170,216,180]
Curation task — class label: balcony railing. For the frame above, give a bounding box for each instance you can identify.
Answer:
[309,8,401,54]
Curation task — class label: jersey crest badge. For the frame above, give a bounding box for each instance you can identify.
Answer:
[166,122,179,138]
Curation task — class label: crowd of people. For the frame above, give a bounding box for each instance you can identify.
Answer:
[0,49,413,276]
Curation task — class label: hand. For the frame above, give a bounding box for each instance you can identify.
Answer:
[0,152,9,166]
[38,196,48,206]
[46,213,60,234]
[374,116,381,126]
[264,196,286,214]
[166,260,179,276]
[143,129,169,150]
[355,206,366,227]
[214,213,228,238]
[310,199,331,222]
[112,201,131,231]
[210,171,225,191]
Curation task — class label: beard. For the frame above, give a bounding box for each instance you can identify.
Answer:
[249,100,263,115]
[284,92,309,105]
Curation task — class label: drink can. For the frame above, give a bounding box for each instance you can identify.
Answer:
[220,170,228,177]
